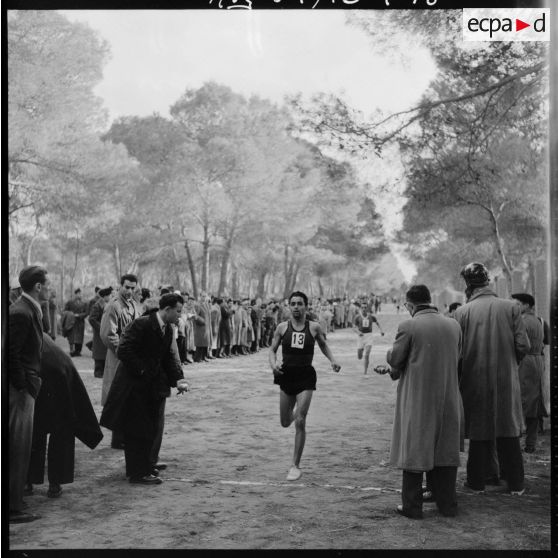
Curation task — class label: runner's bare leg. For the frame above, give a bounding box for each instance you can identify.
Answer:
[292,390,313,467]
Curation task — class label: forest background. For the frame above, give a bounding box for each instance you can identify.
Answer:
[7,10,549,305]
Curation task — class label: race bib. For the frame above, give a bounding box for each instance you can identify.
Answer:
[291,332,305,349]
[362,318,370,328]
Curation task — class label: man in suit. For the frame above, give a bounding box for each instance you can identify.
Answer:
[376,285,462,520]
[8,265,50,523]
[100,293,189,485]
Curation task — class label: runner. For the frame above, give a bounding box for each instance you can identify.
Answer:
[269,291,341,481]
[353,303,385,375]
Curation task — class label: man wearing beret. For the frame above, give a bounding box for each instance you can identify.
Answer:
[455,263,530,495]
[8,265,50,522]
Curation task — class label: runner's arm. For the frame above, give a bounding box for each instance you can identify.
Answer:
[372,315,385,336]
[268,322,286,373]
[313,322,341,372]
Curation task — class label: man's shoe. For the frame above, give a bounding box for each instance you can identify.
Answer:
[510,488,525,496]
[129,474,162,485]
[23,483,34,496]
[524,446,535,454]
[9,511,41,523]
[396,505,423,520]
[286,466,302,481]
[463,481,485,494]
[422,489,434,502]
[47,484,63,498]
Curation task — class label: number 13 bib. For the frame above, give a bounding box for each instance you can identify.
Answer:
[291,332,306,349]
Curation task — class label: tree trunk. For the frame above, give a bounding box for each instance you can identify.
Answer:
[318,278,324,297]
[201,220,210,294]
[256,270,267,299]
[184,239,198,298]
[60,251,66,308]
[113,243,121,280]
[218,232,235,296]
[231,265,239,299]
[170,244,182,289]
[69,236,80,294]
[487,206,513,288]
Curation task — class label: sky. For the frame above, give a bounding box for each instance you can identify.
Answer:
[61,10,438,280]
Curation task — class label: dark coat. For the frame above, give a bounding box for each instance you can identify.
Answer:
[219,304,232,346]
[7,295,43,397]
[455,287,530,440]
[64,298,88,344]
[88,298,108,360]
[100,313,183,439]
[35,334,103,448]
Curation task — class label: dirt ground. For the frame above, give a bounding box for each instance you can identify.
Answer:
[9,308,551,550]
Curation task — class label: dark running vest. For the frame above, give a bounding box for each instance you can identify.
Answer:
[281,320,315,368]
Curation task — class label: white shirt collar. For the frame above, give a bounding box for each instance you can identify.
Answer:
[156,311,166,332]
[22,292,43,318]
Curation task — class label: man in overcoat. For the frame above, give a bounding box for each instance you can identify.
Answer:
[100,293,189,485]
[88,287,112,378]
[100,274,141,448]
[511,293,549,453]
[218,298,233,357]
[455,263,530,494]
[377,284,462,519]
[193,292,211,362]
[64,288,88,357]
[26,334,103,497]
[8,265,50,523]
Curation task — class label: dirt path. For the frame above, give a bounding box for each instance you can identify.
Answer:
[9,312,551,549]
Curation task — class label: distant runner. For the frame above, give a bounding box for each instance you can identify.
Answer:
[353,303,384,375]
[269,291,341,481]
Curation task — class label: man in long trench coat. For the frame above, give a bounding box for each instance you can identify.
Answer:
[511,292,549,453]
[100,274,141,449]
[378,284,462,520]
[455,263,530,495]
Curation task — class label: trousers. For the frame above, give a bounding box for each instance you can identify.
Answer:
[9,385,35,512]
[467,438,524,491]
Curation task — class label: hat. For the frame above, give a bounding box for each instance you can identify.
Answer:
[460,262,489,287]
[99,287,113,297]
[511,293,535,307]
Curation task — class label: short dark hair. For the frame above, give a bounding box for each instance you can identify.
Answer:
[120,274,138,286]
[19,266,48,293]
[159,293,184,310]
[511,293,535,307]
[448,302,462,313]
[289,291,308,306]
[74,288,81,294]
[140,288,151,302]
[406,284,431,304]
[94,286,100,293]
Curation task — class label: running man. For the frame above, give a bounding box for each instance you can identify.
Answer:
[269,291,341,481]
[353,303,384,375]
